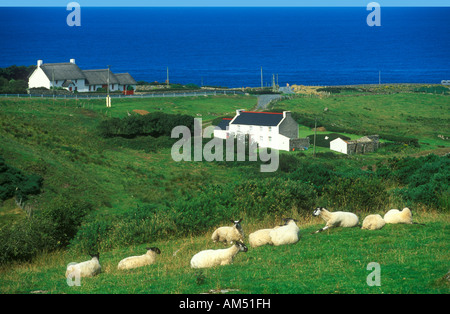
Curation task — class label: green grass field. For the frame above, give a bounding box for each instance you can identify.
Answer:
[0,90,448,294]
[0,212,448,294]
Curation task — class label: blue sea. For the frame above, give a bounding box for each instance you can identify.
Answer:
[0,7,449,87]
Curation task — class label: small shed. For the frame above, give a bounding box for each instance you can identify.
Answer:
[330,137,349,154]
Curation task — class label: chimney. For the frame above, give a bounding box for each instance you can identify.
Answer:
[283,111,292,119]
[37,60,43,67]
[70,59,76,64]
[236,109,244,115]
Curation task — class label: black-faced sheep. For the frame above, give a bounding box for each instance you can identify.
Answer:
[312,207,359,234]
[211,219,244,244]
[65,254,101,278]
[118,247,161,270]
[190,241,248,269]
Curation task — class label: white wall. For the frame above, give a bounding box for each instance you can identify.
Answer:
[28,67,51,89]
[330,138,348,154]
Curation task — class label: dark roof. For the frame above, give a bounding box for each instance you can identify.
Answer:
[115,73,137,85]
[231,111,284,126]
[82,69,119,85]
[215,118,232,131]
[40,63,85,81]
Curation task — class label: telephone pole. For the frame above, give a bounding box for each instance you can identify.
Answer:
[260,67,263,89]
[313,117,317,158]
[167,67,170,86]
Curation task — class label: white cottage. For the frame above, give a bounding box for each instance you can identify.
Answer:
[28,59,137,93]
[214,110,309,152]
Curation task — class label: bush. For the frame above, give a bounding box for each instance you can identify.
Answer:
[98,112,195,138]
[324,175,389,212]
[0,156,43,202]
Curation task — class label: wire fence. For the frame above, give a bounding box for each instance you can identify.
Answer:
[0,90,245,100]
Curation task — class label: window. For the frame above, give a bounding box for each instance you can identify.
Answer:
[268,127,272,132]
[269,136,272,142]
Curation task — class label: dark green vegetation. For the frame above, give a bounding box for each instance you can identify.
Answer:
[0,65,35,94]
[0,89,448,294]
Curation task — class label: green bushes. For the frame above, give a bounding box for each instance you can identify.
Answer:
[0,195,92,264]
[98,112,195,138]
[377,154,449,209]
[0,156,43,202]
[70,178,317,253]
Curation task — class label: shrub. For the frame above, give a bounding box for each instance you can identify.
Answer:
[324,175,389,212]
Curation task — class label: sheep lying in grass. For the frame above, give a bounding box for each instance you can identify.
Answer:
[118,247,161,270]
[190,241,248,269]
[65,254,101,278]
[312,207,359,234]
[384,207,425,225]
[249,228,274,248]
[269,218,300,246]
[361,214,386,230]
[211,219,244,244]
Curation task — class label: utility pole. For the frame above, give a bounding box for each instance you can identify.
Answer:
[52,68,55,104]
[313,117,317,158]
[106,65,111,108]
[379,71,381,85]
[167,67,170,86]
[260,67,263,89]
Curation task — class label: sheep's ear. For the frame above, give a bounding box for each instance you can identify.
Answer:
[238,219,243,223]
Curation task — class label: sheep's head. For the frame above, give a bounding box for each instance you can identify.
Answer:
[146,247,161,254]
[90,253,100,260]
[282,218,297,225]
[313,207,326,216]
[235,241,248,252]
[231,219,243,231]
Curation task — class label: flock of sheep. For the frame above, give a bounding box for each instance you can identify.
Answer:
[65,207,423,278]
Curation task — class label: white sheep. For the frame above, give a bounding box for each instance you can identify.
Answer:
[211,219,244,244]
[384,207,424,225]
[117,247,161,270]
[361,214,386,230]
[190,241,248,269]
[248,228,274,248]
[65,254,101,278]
[269,218,300,246]
[312,207,359,234]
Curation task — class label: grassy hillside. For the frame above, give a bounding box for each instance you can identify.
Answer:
[0,213,448,294]
[0,91,448,294]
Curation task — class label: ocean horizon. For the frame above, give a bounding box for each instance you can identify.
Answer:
[0,6,449,87]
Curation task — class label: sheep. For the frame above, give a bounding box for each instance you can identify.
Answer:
[190,241,248,269]
[384,207,425,225]
[249,228,274,248]
[312,207,359,234]
[117,247,161,270]
[269,218,300,246]
[211,219,244,244]
[65,254,101,279]
[361,214,386,230]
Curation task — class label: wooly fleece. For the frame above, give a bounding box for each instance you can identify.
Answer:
[118,247,161,270]
[190,242,248,269]
[66,256,101,278]
[384,208,413,224]
[362,214,386,230]
[211,220,244,244]
[269,219,300,246]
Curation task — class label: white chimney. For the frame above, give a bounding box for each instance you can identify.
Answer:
[236,109,245,115]
[70,59,76,64]
[37,60,43,67]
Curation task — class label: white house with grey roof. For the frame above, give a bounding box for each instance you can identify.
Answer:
[214,109,309,152]
[28,59,137,93]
